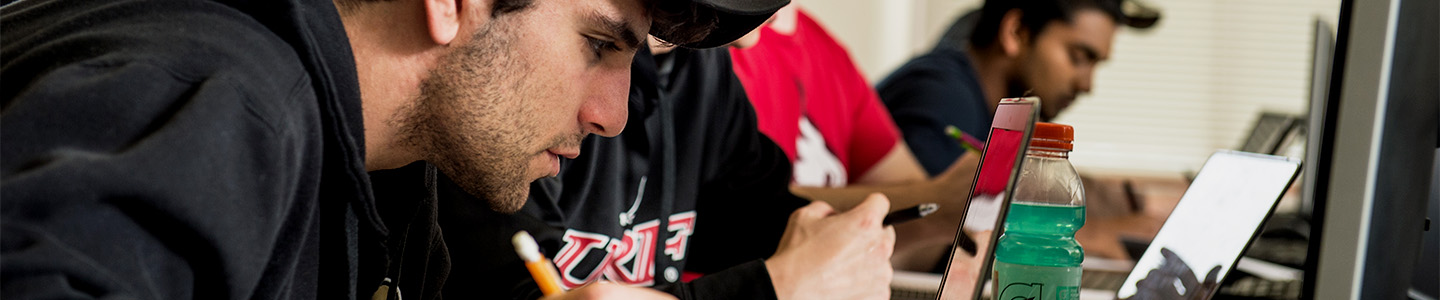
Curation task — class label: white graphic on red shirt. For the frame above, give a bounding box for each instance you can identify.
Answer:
[553,211,697,289]
[793,117,847,187]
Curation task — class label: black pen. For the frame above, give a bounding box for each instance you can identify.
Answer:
[882,203,939,226]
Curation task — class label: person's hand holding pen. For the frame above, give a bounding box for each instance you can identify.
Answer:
[766,193,896,300]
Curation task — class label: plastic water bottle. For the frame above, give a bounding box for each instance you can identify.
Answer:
[993,122,1086,300]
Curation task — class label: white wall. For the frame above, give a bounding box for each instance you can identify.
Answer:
[801,0,1341,177]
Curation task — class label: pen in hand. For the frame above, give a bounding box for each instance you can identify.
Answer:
[882,203,940,226]
[513,231,565,296]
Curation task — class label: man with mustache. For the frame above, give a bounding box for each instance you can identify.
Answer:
[2,0,810,298]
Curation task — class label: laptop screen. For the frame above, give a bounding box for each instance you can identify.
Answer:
[937,97,1038,300]
[1117,151,1301,299]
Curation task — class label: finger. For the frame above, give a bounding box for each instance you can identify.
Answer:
[880,225,897,258]
[878,261,895,299]
[843,193,892,227]
[973,230,993,258]
[868,275,893,300]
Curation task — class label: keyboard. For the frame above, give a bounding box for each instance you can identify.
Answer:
[1217,276,1302,300]
[1081,269,1129,291]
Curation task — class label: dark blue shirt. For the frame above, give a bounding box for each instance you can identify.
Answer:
[877,48,991,176]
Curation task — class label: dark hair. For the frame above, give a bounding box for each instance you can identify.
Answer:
[333,0,535,17]
[647,0,718,47]
[333,0,716,47]
[490,0,535,17]
[968,0,1126,49]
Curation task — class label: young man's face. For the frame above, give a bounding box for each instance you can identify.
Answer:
[402,0,647,212]
[1012,9,1117,121]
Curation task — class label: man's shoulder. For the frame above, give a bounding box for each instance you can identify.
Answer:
[1,0,323,166]
[877,49,981,103]
[3,0,312,97]
[887,49,973,83]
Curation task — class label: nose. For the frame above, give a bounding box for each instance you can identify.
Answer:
[1076,67,1095,94]
[578,71,630,137]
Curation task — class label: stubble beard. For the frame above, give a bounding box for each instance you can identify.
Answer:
[397,21,537,214]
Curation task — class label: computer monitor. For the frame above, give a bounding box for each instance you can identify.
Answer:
[1303,0,1438,299]
[1416,149,1440,299]
[1295,18,1336,221]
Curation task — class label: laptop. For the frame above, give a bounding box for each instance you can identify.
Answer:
[895,150,1301,300]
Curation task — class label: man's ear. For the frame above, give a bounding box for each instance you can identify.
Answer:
[998,9,1027,58]
[424,0,462,45]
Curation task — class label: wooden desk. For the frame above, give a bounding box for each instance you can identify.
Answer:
[1075,176,1189,260]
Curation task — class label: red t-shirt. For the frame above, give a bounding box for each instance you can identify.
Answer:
[729,9,902,187]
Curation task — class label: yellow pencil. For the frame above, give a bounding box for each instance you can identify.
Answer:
[512,231,565,296]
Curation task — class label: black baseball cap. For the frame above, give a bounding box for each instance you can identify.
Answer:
[650,0,791,48]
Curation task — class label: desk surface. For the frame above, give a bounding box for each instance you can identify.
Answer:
[1075,176,1187,260]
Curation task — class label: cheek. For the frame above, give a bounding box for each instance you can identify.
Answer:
[1023,50,1073,98]
[524,62,607,135]
[1042,49,1076,85]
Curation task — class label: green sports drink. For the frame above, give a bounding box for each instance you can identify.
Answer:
[994,203,1085,300]
[994,122,1085,300]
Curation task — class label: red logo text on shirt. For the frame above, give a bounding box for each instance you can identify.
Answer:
[552,211,696,289]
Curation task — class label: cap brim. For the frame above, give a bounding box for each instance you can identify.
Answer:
[1122,0,1162,29]
[654,0,789,49]
[693,0,789,15]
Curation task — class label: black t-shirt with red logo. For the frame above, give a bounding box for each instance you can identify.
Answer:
[374,46,808,300]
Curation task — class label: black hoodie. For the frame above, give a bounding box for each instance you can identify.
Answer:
[2,0,389,298]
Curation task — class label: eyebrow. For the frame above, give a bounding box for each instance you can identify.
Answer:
[587,12,644,51]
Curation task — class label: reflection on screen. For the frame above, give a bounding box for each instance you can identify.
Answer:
[938,127,1026,300]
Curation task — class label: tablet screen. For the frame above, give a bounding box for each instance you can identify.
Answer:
[937,98,1038,300]
[1117,151,1301,299]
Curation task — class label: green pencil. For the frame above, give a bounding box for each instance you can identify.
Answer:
[946,125,984,153]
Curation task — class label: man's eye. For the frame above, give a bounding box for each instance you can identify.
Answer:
[1068,48,1094,67]
[585,36,621,58]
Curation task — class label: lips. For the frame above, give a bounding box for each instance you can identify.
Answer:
[546,152,560,177]
[547,148,580,159]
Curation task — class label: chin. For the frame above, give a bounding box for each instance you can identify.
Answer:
[1040,112,1057,122]
[435,160,533,214]
[487,185,530,214]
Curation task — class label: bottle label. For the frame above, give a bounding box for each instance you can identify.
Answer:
[993,261,1081,300]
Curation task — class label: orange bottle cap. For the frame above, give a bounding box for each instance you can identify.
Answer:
[1031,122,1074,151]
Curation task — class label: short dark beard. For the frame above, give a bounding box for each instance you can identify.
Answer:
[1006,72,1057,122]
[396,19,535,213]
